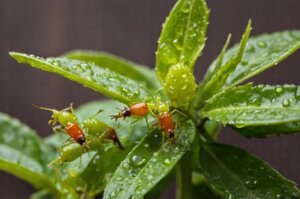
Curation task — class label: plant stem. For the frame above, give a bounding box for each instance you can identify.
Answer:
[176,151,192,199]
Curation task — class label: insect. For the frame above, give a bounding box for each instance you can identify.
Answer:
[83,118,124,149]
[33,104,86,146]
[34,104,124,149]
[111,102,149,121]
[157,111,175,145]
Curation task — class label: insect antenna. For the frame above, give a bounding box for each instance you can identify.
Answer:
[32,104,56,113]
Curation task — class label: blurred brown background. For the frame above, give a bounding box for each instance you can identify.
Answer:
[0,0,299,198]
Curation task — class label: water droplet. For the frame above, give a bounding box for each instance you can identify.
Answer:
[122,162,130,170]
[275,86,283,94]
[164,158,171,165]
[181,73,187,78]
[182,84,188,90]
[257,84,264,89]
[282,99,290,107]
[244,178,258,189]
[131,155,146,166]
[241,59,248,65]
[144,143,149,148]
[258,41,267,48]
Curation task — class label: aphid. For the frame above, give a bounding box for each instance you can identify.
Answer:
[33,104,86,146]
[157,112,175,145]
[83,118,124,149]
[111,102,148,121]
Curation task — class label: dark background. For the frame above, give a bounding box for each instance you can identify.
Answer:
[0,0,299,198]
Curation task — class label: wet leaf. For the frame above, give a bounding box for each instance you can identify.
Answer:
[201,84,300,127]
[200,142,300,198]
[205,30,300,87]
[64,50,160,90]
[156,0,209,82]
[197,34,231,93]
[193,20,251,109]
[58,100,149,197]
[10,52,149,105]
[233,121,300,138]
[0,113,57,194]
[103,119,196,199]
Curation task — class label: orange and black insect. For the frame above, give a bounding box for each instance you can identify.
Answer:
[111,102,149,121]
[157,112,175,145]
[34,104,87,146]
[65,122,86,146]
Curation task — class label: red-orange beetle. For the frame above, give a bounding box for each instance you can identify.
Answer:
[65,122,86,146]
[157,112,175,144]
[111,102,148,121]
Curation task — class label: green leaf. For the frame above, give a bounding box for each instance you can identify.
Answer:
[0,113,57,194]
[64,50,160,90]
[201,84,300,128]
[193,20,251,109]
[58,100,149,197]
[233,121,300,138]
[156,0,209,82]
[103,119,196,199]
[199,142,300,198]
[10,52,149,105]
[205,30,300,87]
[197,34,231,92]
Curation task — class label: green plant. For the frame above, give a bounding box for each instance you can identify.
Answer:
[3,0,300,198]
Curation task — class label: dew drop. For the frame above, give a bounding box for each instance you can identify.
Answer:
[164,158,171,165]
[75,65,85,72]
[181,73,187,78]
[173,39,183,51]
[258,41,267,48]
[131,155,146,166]
[122,162,130,170]
[282,99,290,107]
[182,84,188,90]
[144,143,150,148]
[275,86,283,94]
